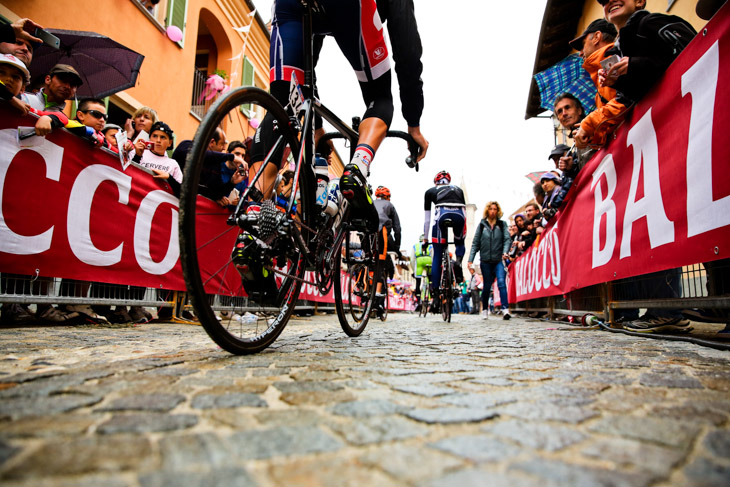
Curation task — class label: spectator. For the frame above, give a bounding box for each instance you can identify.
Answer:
[219,140,249,209]
[126,106,158,141]
[548,144,570,171]
[0,29,34,67]
[553,92,585,139]
[540,172,562,223]
[467,267,482,315]
[132,121,182,196]
[532,181,546,207]
[468,201,511,320]
[102,123,123,153]
[71,98,109,147]
[171,129,246,206]
[569,19,620,149]
[0,53,29,114]
[596,0,696,107]
[19,64,82,137]
[0,18,41,66]
[575,1,696,151]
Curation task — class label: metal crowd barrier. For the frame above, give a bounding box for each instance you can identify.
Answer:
[510,262,730,323]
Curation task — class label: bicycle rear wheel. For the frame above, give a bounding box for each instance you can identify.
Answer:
[420,287,429,317]
[440,254,452,323]
[179,87,306,354]
[378,272,389,322]
[335,228,381,336]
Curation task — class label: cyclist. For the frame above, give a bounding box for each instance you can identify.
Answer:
[424,171,466,306]
[250,0,429,228]
[373,185,401,318]
[411,234,432,312]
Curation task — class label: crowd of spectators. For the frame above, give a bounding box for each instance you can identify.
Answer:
[500,0,729,332]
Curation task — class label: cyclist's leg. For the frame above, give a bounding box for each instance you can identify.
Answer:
[249,0,306,198]
[452,210,467,266]
[430,209,446,293]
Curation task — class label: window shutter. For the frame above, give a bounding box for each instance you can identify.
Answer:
[167,0,188,47]
[240,56,256,116]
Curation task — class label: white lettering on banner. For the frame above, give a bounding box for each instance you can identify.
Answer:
[514,224,561,298]
[68,165,131,266]
[591,154,618,268]
[0,130,63,255]
[134,190,179,275]
[682,42,730,237]
[621,109,675,259]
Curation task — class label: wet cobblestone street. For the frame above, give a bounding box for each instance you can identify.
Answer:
[1,312,729,487]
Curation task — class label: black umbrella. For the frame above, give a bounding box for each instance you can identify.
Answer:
[29,29,144,99]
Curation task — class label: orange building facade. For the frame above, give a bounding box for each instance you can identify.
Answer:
[1,0,272,144]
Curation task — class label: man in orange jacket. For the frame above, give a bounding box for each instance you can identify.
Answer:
[569,19,626,149]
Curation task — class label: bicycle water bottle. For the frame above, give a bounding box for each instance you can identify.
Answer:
[314,154,329,207]
[325,178,341,217]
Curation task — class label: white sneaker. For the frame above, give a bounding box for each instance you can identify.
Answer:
[503,310,511,320]
[481,310,489,319]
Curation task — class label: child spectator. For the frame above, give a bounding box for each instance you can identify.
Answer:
[0,53,29,113]
[132,121,182,196]
[540,172,562,223]
[101,123,123,153]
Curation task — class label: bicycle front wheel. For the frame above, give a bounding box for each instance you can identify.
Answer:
[440,256,452,323]
[179,87,305,354]
[335,229,381,336]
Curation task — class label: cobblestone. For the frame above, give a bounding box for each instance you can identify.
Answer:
[0,312,729,486]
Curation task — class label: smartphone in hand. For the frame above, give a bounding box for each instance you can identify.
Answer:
[600,54,621,72]
[34,28,60,49]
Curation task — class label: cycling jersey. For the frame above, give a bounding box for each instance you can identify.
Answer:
[374,198,401,249]
[424,184,466,210]
[424,183,466,292]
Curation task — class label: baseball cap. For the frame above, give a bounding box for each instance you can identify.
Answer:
[101,123,122,134]
[540,171,560,182]
[0,53,30,81]
[569,19,617,51]
[548,144,570,159]
[49,64,83,86]
[150,121,175,149]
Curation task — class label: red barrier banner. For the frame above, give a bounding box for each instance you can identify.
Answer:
[0,115,413,310]
[509,8,730,303]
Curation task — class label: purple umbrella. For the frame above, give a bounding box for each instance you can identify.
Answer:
[29,29,144,99]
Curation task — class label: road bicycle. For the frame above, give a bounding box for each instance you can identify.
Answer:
[419,268,431,318]
[438,222,459,323]
[179,1,419,354]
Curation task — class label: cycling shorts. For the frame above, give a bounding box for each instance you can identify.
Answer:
[430,206,466,245]
[271,0,391,85]
[415,256,432,278]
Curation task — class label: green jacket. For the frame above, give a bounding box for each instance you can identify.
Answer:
[468,218,511,264]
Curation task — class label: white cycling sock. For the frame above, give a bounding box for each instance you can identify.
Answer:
[350,144,374,176]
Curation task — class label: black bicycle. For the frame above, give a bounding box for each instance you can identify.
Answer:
[438,221,459,323]
[179,1,419,354]
[419,267,431,318]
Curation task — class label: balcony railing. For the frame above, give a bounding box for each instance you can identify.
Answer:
[190,67,208,120]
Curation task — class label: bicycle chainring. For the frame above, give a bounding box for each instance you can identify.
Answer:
[314,228,336,295]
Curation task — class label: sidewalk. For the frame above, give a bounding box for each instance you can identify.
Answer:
[1,313,729,486]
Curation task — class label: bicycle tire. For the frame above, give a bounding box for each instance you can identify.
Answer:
[379,271,389,322]
[335,229,381,336]
[179,87,305,354]
[419,284,429,317]
[440,253,452,323]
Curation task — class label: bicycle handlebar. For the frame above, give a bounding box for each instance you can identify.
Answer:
[317,130,420,172]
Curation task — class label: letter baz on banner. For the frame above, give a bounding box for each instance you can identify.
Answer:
[508,8,730,303]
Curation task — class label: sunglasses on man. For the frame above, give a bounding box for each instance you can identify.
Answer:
[82,109,108,121]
